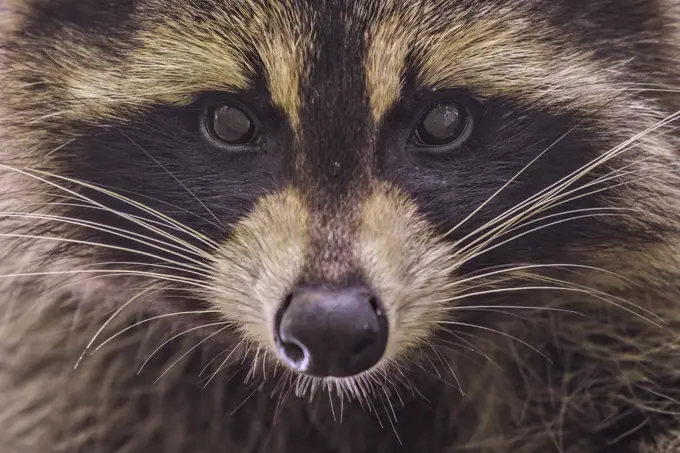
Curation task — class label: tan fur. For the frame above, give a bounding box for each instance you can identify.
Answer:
[357,183,456,364]
[364,12,411,121]
[209,188,309,358]
[3,1,311,126]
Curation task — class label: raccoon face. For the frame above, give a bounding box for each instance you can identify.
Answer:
[2,0,678,385]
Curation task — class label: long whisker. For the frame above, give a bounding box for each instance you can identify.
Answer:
[0,232,213,276]
[434,333,503,370]
[77,179,224,230]
[0,266,224,296]
[451,109,680,250]
[446,305,583,315]
[0,265,209,282]
[436,257,662,320]
[452,163,670,264]
[512,120,680,218]
[456,159,666,255]
[228,386,262,417]
[138,321,231,375]
[426,341,464,395]
[445,262,636,289]
[436,320,550,361]
[519,164,663,219]
[1,163,217,251]
[454,207,635,260]
[31,167,218,252]
[440,283,662,328]
[512,271,664,324]
[439,285,598,305]
[0,211,213,265]
[457,212,632,265]
[75,285,163,369]
[203,338,246,387]
[154,325,229,384]
[198,348,233,377]
[245,345,263,384]
[94,309,223,352]
[30,200,211,239]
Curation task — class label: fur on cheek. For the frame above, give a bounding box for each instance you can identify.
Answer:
[357,183,457,365]
[207,187,309,353]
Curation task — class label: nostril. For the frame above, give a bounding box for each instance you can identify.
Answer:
[275,293,305,367]
[279,339,306,367]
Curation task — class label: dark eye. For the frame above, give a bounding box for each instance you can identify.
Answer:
[204,105,258,146]
[413,101,473,150]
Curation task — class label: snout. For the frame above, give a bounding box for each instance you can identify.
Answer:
[210,186,454,383]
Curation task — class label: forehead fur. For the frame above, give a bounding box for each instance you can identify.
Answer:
[363,0,670,122]
[5,0,676,128]
[4,0,312,125]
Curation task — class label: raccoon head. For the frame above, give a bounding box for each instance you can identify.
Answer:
[2,0,679,389]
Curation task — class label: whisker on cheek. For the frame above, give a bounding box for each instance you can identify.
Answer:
[139,320,232,376]
[75,285,165,369]
[451,109,680,256]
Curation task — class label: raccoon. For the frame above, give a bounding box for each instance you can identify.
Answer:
[1,0,680,452]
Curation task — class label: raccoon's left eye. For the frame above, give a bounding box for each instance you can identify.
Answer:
[412,101,474,151]
[203,105,259,147]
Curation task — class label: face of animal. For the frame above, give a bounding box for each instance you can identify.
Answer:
[2,0,679,390]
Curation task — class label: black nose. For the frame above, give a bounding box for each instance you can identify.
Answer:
[274,285,388,377]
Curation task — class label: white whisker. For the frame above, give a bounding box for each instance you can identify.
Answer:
[513,271,664,324]
[83,180,225,230]
[446,305,582,315]
[1,164,217,251]
[203,338,246,387]
[33,168,218,252]
[0,211,214,265]
[450,110,680,250]
[445,262,635,289]
[0,232,212,276]
[457,212,632,265]
[427,341,464,395]
[454,208,635,262]
[31,200,211,238]
[0,267,213,289]
[441,283,663,328]
[436,320,550,361]
[435,333,503,370]
[95,309,223,352]
[139,321,231,375]
[75,286,163,369]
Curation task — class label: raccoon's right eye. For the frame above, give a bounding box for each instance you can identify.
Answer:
[203,105,260,147]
